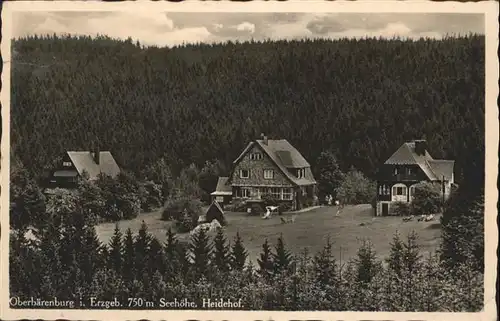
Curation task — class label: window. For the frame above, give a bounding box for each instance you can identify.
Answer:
[297,168,305,178]
[63,161,72,167]
[394,168,398,175]
[271,187,280,199]
[409,186,416,198]
[379,185,390,195]
[282,188,293,200]
[393,186,407,196]
[264,169,274,179]
[249,153,263,160]
[406,167,412,175]
[216,196,224,203]
[239,188,250,198]
[239,169,249,178]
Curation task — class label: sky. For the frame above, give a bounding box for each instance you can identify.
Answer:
[12,11,485,47]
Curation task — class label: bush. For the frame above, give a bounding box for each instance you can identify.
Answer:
[139,181,163,212]
[250,203,264,216]
[335,168,376,205]
[162,197,202,232]
[391,201,411,216]
[411,181,443,215]
[225,199,248,212]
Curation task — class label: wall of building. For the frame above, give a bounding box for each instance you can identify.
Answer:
[231,144,293,187]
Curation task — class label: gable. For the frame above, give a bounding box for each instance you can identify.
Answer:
[384,142,456,181]
[231,144,293,186]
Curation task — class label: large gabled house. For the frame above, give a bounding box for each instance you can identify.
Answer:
[376,139,455,216]
[212,134,317,211]
[46,148,121,189]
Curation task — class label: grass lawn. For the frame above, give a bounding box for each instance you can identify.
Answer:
[95,204,442,264]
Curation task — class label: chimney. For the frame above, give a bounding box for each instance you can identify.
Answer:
[262,133,268,145]
[414,139,427,156]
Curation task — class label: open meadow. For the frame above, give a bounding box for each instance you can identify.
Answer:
[95,205,442,264]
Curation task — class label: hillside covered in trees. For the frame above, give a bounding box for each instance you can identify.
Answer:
[10,34,484,187]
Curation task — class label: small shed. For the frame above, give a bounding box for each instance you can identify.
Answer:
[210,177,232,206]
[205,200,227,226]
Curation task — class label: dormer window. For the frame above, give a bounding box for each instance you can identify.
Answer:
[297,168,306,178]
[63,161,72,167]
[249,153,263,160]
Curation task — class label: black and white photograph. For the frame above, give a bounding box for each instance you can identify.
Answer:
[1,1,498,320]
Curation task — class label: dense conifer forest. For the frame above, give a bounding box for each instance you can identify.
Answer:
[11,34,484,187]
[7,34,486,312]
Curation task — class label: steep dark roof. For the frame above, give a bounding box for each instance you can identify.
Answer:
[384,141,454,181]
[211,177,232,195]
[67,151,120,180]
[428,160,455,181]
[233,139,316,186]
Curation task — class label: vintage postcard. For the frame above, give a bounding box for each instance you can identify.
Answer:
[1,1,498,320]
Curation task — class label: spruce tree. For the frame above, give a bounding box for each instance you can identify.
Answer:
[134,221,151,280]
[108,223,123,274]
[122,228,135,282]
[386,231,404,277]
[272,234,292,276]
[148,237,165,276]
[230,232,248,271]
[257,238,274,280]
[212,229,230,273]
[313,237,337,286]
[189,228,212,280]
[354,239,380,285]
[164,228,179,281]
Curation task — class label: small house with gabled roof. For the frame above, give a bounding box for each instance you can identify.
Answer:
[212,134,317,211]
[47,148,121,188]
[376,139,455,216]
[210,177,232,206]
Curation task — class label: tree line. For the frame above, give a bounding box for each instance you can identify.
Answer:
[11,34,484,190]
[10,194,483,311]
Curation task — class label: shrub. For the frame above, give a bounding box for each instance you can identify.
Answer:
[411,181,443,215]
[391,201,411,216]
[162,197,202,232]
[139,181,163,212]
[335,168,376,205]
[225,199,247,212]
[250,203,264,216]
[261,193,278,207]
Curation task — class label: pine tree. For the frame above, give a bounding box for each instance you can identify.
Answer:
[230,232,248,271]
[212,229,230,273]
[257,238,274,280]
[272,234,293,276]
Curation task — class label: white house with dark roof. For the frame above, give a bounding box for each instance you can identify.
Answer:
[47,148,121,189]
[375,139,455,216]
[212,134,317,210]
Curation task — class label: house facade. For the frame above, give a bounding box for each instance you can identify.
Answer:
[46,149,121,189]
[212,135,317,211]
[376,139,455,216]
